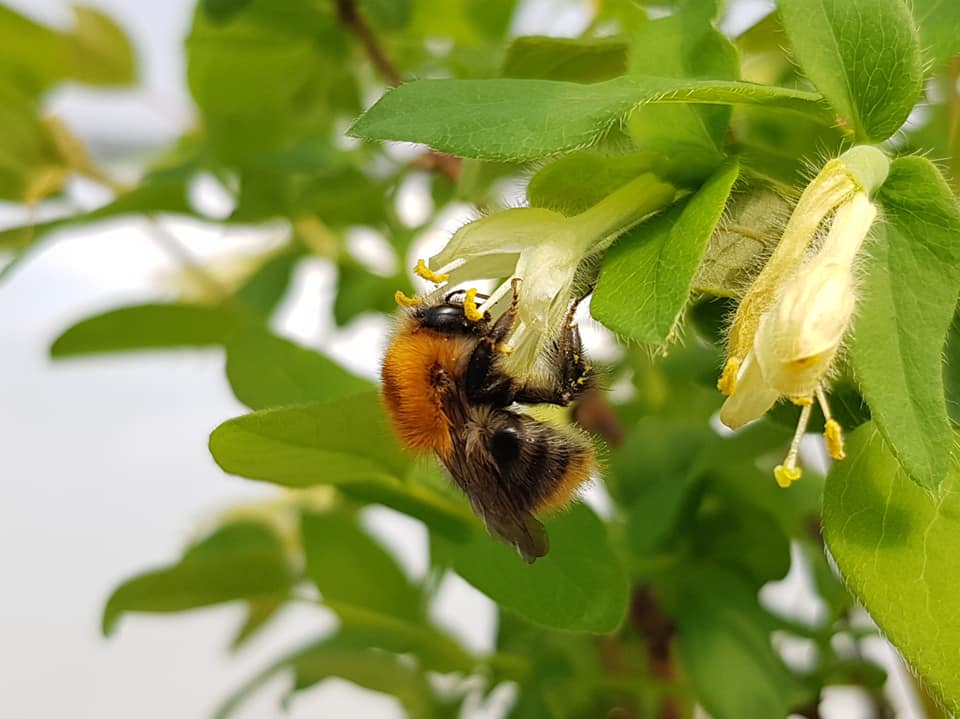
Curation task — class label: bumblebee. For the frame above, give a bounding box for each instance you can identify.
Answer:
[381,280,596,563]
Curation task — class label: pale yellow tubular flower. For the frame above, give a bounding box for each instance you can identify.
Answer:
[410,174,676,376]
[717,146,889,486]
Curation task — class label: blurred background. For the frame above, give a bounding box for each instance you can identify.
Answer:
[0,0,935,717]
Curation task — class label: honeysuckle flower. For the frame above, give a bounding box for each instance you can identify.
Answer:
[717,146,889,487]
[400,174,676,375]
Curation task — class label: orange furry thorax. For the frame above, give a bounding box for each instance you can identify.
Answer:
[380,320,474,459]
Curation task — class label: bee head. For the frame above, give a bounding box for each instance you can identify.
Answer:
[415,301,486,335]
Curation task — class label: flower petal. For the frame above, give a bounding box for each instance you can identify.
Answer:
[719,351,780,430]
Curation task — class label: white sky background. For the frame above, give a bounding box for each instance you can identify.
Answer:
[0,1,924,717]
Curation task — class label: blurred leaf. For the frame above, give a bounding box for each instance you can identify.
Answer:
[851,157,960,489]
[301,511,422,621]
[911,0,960,69]
[203,0,254,23]
[225,328,371,410]
[664,562,806,719]
[694,501,791,587]
[0,4,134,96]
[215,635,436,719]
[778,0,922,142]
[593,160,738,344]
[230,597,284,650]
[609,418,713,554]
[103,522,293,635]
[333,263,404,325]
[67,6,136,86]
[433,503,628,633]
[51,303,239,357]
[0,174,193,250]
[232,245,302,316]
[348,76,829,161]
[362,0,412,30]
[186,0,352,162]
[0,85,66,202]
[501,36,628,83]
[626,4,739,162]
[823,423,960,714]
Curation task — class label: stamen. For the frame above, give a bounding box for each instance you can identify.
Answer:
[717,357,741,396]
[789,395,813,407]
[816,385,846,460]
[463,288,484,322]
[413,259,449,283]
[394,290,421,307]
[476,276,516,314]
[774,402,812,488]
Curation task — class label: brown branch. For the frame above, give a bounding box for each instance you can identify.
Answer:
[575,388,626,446]
[630,586,681,719]
[411,151,463,184]
[335,0,402,87]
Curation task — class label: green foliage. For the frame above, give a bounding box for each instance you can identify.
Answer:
[592,160,739,343]
[5,0,960,716]
[850,157,960,489]
[778,0,923,142]
[823,425,960,714]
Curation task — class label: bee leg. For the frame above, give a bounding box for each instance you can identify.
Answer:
[465,279,522,406]
[514,296,593,406]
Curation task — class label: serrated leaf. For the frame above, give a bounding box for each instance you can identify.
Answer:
[103,522,293,635]
[778,0,923,142]
[823,423,960,714]
[501,35,628,83]
[851,157,960,488]
[433,503,628,633]
[348,76,829,162]
[592,160,739,344]
[301,511,422,621]
[911,0,960,69]
[225,328,371,410]
[51,303,239,357]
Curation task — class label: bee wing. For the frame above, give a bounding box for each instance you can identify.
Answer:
[467,491,549,564]
[447,427,549,563]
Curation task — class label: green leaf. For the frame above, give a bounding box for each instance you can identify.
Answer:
[664,562,805,719]
[778,0,923,142]
[592,160,739,344]
[51,303,239,357]
[851,157,960,488]
[823,423,960,714]
[232,246,301,316]
[103,522,293,635]
[626,4,739,161]
[66,6,137,87]
[203,0,253,23]
[0,5,134,96]
[209,394,475,536]
[301,511,422,621]
[348,76,829,162]
[229,597,284,650]
[215,636,435,719]
[225,328,371,410]
[210,393,409,486]
[946,308,960,425]
[361,0,412,30]
[433,503,628,633]
[501,36,628,83]
[911,0,960,69]
[186,0,351,162]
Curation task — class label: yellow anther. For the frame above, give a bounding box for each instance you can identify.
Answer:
[773,464,803,488]
[463,287,484,322]
[413,259,448,283]
[717,357,741,396]
[790,395,814,407]
[394,290,421,307]
[824,419,846,460]
[495,342,514,355]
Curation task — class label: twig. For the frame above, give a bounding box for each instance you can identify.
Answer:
[630,587,681,719]
[334,0,402,87]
